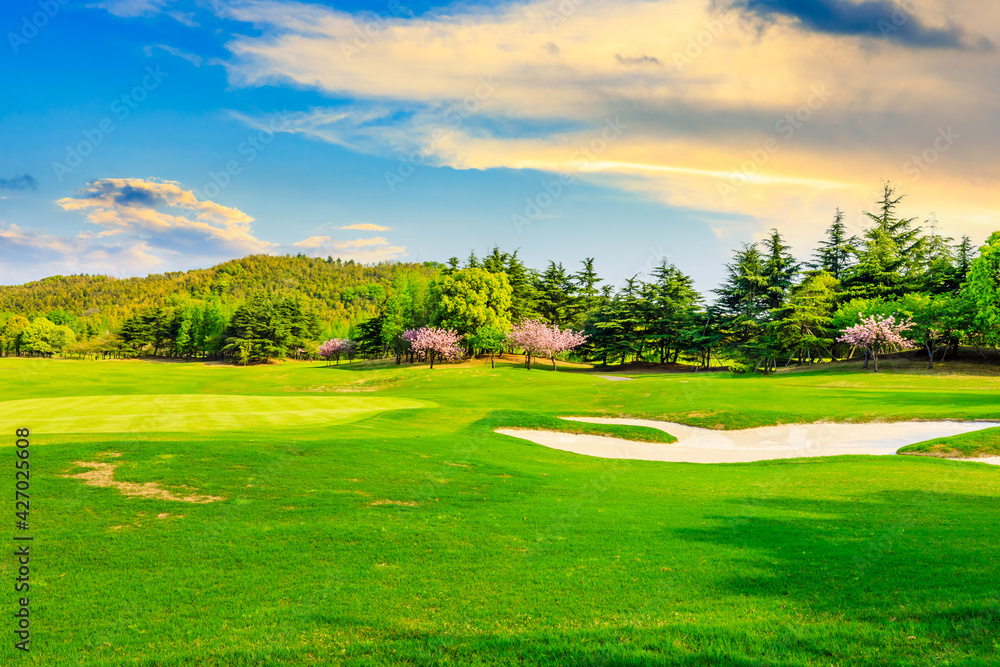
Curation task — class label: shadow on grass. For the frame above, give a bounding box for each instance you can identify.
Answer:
[673,490,1000,649]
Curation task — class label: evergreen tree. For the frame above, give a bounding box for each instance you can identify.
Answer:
[535,261,574,326]
[714,242,769,344]
[812,208,856,279]
[761,228,799,310]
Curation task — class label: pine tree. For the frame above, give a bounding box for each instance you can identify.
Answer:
[812,208,856,279]
[535,261,574,326]
[761,228,799,310]
[570,258,602,325]
[714,243,769,343]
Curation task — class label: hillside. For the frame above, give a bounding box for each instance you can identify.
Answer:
[0,255,443,334]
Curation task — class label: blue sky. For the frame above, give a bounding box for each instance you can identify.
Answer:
[1,0,997,293]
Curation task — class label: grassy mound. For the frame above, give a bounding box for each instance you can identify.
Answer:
[898,426,1000,458]
[485,410,677,443]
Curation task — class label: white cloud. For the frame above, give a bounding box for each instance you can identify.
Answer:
[143,44,204,67]
[91,0,171,18]
[212,0,1000,243]
[338,223,391,231]
[292,235,406,263]
[1,179,408,283]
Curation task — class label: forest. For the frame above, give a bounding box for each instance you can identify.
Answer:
[2,183,999,371]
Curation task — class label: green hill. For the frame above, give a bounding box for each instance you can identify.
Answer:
[0,254,443,335]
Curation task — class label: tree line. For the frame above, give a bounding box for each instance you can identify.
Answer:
[2,182,998,370]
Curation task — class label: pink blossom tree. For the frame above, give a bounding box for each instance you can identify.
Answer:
[507,319,587,370]
[837,314,913,372]
[318,338,355,366]
[403,326,463,368]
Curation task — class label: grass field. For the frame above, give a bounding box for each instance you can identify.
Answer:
[1,356,998,665]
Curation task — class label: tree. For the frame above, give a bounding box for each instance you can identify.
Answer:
[846,182,922,297]
[545,326,588,370]
[774,271,839,365]
[963,231,1000,349]
[318,338,355,365]
[222,292,318,363]
[0,315,29,356]
[714,243,769,350]
[468,324,507,368]
[811,208,856,280]
[644,260,701,364]
[535,261,575,326]
[837,314,913,372]
[403,326,463,368]
[895,293,960,369]
[21,317,63,356]
[507,319,586,370]
[761,228,798,310]
[917,217,957,294]
[570,258,602,325]
[431,268,513,339]
[955,235,976,285]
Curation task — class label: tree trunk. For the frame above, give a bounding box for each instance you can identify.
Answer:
[429,351,435,369]
[551,355,557,371]
[490,351,495,369]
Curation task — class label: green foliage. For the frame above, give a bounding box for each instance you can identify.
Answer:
[811,208,857,279]
[963,231,1000,347]
[431,267,513,336]
[0,314,29,355]
[0,254,440,335]
[222,291,320,363]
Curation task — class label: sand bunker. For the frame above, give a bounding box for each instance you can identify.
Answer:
[63,461,225,503]
[497,417,1000,464]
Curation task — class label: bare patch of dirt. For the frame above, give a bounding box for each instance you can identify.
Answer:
[370,499,417,507]
[63,461,224,504]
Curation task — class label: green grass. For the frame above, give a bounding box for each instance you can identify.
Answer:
[489,410,677,443]
[899,426,1000,458]
[0,394,428,434]
[1,356,999,666]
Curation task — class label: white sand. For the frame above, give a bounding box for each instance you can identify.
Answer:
[596,375,633,381]
[495,417,1000,464]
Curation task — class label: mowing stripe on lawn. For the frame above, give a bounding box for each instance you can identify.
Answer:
[0,394,430,434]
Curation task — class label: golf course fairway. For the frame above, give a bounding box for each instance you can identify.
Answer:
[1,356,998,666]
[0,394,429,434]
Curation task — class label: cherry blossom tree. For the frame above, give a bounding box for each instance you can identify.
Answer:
[403,326,463,368]
[318,338,355,366]
[837,314,913,372]
[507,319,587,370]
